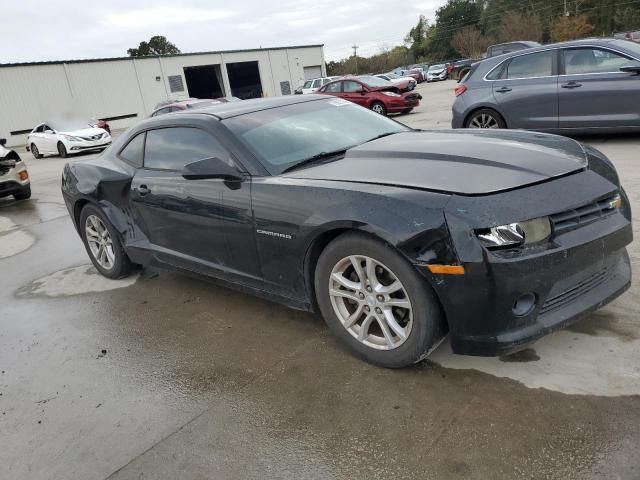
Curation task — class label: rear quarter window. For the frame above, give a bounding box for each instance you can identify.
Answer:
[119,132,145,167]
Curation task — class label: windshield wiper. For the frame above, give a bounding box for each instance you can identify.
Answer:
[281,148,350,174]
[366,131,399,143]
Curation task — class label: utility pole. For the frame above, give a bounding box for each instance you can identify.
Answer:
[352,44,359,74]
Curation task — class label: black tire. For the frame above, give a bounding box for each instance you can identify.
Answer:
[57,142,68,158]
[401,108,413,114]
[370,101,387,116]
[464,108,506,129]
[79,204,133,279]
[31,144,42,159]
[314,232,446,368]
[13,185,31,200]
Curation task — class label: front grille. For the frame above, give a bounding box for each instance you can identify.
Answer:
[539,264,614,315]
[550,194,618,234]
[79,133,104,141]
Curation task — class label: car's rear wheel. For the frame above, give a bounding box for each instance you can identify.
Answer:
[13,185,31,200]
[57,142,68,158]
[465,109,506,129]
[80,204,132,279]
[315,232,446,368]
[31,144,42,159]
[370,101,387,116]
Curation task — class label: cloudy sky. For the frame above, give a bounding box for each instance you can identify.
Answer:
[0,0,444,63]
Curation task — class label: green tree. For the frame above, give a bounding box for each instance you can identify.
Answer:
[127,36,181,56]
[427,0,485,60]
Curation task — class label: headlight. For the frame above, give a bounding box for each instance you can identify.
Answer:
[381,91,401,97]
[63,135,82,141]
[477,217,551,249]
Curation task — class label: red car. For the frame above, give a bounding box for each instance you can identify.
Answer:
[318,76,421,115]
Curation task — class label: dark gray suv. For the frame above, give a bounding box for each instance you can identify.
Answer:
[452,39,640,133]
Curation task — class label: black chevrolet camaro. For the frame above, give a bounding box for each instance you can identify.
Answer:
[61,95,632,368]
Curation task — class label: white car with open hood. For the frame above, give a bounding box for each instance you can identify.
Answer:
[27,120,111,158]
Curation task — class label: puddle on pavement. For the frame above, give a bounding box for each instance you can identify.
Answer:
[430,308,640,397]
[15,264,139,298]
[0,217,35,258]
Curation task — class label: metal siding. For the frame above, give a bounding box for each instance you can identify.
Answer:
[0,46,325,146]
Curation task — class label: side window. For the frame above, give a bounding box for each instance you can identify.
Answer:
[506,51,554,79]
[486,62,507,80]
[119,132,145,167]
[303,80,312,89]
[35,125,44,133]
[144,127,233,171]
[564,48,630,75]
[322,78,331,85]
[343,81,363,93]
[324,81,342,93]
[43,124,53,133]
[312,79,322,88]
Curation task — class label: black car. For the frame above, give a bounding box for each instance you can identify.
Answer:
[61,95,632,368]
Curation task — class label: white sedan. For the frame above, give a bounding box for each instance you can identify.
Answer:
[27,120,111,158]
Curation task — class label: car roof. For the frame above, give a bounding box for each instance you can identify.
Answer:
[173,94,329,119]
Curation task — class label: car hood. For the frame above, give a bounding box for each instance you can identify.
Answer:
[59,127,107,137]
[428,69,445,74]
[284,130,588,195]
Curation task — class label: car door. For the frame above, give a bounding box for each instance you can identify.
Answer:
[491,49,559,130]
[342,80,369,107]
[558,46,640,129]
[41,124,58,152]
[129,125,262,284]
[321,80,343,97]
[311,78,323,92]
[29,125,45,151]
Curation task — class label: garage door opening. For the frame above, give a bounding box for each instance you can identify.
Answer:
[184,64,225,99]
[226,61,262,99]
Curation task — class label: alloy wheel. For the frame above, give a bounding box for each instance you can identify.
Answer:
[328,255,413,350]
[31,144,39,157]
[371,103,385,115]
[469,113,499,128]
[85,215,115,270]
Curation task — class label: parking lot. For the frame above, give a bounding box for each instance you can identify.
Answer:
[1,79,639,480]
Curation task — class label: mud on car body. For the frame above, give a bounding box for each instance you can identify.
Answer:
[61,95,632,368]
[0,138,31,200]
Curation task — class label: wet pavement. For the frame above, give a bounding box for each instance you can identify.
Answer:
[1,81,639,479]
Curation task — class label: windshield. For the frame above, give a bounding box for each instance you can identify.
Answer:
[224,98,409,174]
[429,64,445,71]
[386,73,399,79]
[357,75,391,87]
[613,39,640,59]
[186,100,222,109]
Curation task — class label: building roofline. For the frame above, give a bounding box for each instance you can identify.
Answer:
[0,44,325,68]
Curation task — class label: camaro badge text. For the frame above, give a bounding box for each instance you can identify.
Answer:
[256,229,292,240]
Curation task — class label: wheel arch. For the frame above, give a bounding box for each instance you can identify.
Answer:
[302,223,449,318]
[463,105,508,128]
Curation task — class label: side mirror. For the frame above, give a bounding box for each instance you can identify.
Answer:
[182,157,243,181]
[0,138,6,146]
[45,129,54,134]
[358,88,367,95]
[620,63,640,75]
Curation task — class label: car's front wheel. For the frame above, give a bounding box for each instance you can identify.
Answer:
[80,204,132,279]
[57,142,68,158]
[465,109,506,129]
[13,185,31,200]
[31,143,42,159]
[370,101,387,116]
[315,232,446,368]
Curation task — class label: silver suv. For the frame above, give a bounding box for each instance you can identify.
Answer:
[0,138,31,200]
[452,38,640,133]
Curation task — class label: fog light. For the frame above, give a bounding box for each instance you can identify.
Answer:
[18,170,29,181]
[513,293,536,316]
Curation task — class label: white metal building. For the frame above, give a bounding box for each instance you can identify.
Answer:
[0,44,325,146]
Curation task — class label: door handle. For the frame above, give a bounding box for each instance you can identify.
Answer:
[136,184,150,196]
[561,82,582,89]
[495,87,512,93]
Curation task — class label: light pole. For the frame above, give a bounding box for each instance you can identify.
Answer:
[352,44,359,74]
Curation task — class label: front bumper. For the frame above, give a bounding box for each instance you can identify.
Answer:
[0,160,30,197]
[430,171,633,356]
[428,72,447,81]
[67,140,111,153]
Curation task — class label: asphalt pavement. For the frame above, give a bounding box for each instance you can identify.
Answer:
[1,80,639,480]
